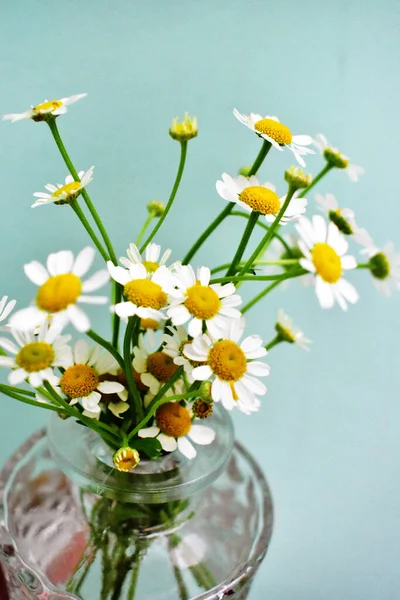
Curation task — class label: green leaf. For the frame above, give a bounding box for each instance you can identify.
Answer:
[132,438,162,459]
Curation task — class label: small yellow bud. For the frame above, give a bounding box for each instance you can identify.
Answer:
[113,447,140,472]
[147,200,165,217]
[323,147,349,169]
[169,113,198,142]
[275,322,295,344]
[284,166,312,190]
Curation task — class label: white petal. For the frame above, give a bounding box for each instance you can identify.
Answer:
[191,365,213,380]
[53,250,74,274]
[24,261,49,285]
[82,270,109,292]
[138,426,160,438]
[158,433,178,452]
[177,436,197,459]
[0,338,19,354]
[338,278,359,304]
[74,339,90,364]
[73,247,95,277]
[188,425,215,445]
[240,334,263,353]
[9,307,46,331]
[107,262,130,285]
[82,391,101,412]
[97,381,125,394]
[67,305,90,332]
[0,356,16,367]
[188,318,203,338]
[341,255,357,270]
[9,368,27,385]
[114,302,137,318]
[315,276,335,309]
[246,361,270,377]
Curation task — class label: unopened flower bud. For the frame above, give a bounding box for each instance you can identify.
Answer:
[323,147,349,169]
[147,200,165,217]
[284,166,312,190]
[275,322,295,344]
[169,113,198,142]
[328,210,353,235]
[113,447,140,472]
[368,252,390,280]
[192,398,213,419]
[198,381,213,403]
[238,165,252,177]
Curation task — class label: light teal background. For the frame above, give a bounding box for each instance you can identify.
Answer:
[1,1,400,598]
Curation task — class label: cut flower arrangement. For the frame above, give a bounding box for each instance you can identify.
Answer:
[0,95,398,600]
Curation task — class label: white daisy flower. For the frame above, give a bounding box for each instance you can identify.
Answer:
[2,94,87,123]
[32,167,94,208]
[9,247,109,333]
[168,264,242,338]
[162,325,198,382]
[313,134,364,182]
[138,401,215,460]
[295,215,359,310]
[0,322,72,387]
[275,309,312,351]
[233,109,314,167]
[132,333,184,397]
[107,261,177,321]
[183,318,270,415]
[361,241,400,296]
[315,193,370,245]
[58,339,127,414]
[217,173,307,225]
[118,242,174,276]
[0,296,16,324]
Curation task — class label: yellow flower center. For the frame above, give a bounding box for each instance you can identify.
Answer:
[60,364,99,399]
[311,243,342,283]
[254,118,292,145]
[142,260,159,273]
[124,279,167,309]
[52,181,81,199]
[147,351,179,382]
[16,342,55,372]
[140,318,160,330]
[37,274,82,313]
[156,402,192,438]
[239,186,281,215]
[113,447,140,472]
[33,100,63,113]
[208,340,247,381]
[184,283,221,320]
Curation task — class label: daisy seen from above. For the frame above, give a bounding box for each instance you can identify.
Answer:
[275,309,312,351]
[183,318,270,415]
[233,109,314,167]
[361,241,400,296]
[57,339,127,414]
[168,264,242,338]
[313,134,364,182]
[216,173,307,225]
[138,401,215,460]
[315,193,370,245]
[0,321,72,387]
[295,215,359,310]
[2,93,87,123]
[107,262,177,320]
[32,167,94,208]
[9,247,109,333]
[119,242,173,275]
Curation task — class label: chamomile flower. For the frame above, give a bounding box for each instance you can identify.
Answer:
[168,265,242,338]
[275,309,312,351]
[0,322,72,387]
[119,243,173,275]
[295,215,359,310]
[138,401,215,459]
[183,319,270,415]
[315,193,370,245]
[0,296,16,324]
[313,134,364,182]
[162,325,197,381]
[10,248,109,333]
[107,262,176,320]
[2,94,87,123]
[32,168,94,208]
[361,241,400,296]
[233,109,314,167]
[216,174,307,224]
[58,340,127,414]
[132,333,184,396]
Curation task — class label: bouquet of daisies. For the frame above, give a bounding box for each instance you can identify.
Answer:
[1,95,399,472]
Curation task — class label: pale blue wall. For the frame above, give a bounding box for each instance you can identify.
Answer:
[1,1,400,598]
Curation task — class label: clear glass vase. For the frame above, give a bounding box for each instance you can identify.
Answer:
[0,405,273,599]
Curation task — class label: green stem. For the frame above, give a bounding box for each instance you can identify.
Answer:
[357,263,370,269]
[140,141,188,252]
[298,163,333,198]
[211,258,299,274]
[226,211,259,276]
[265,335,283,351]
[211,269,306,284]
[112,284,122,349]
[182,140,272,265]
[135,214,154,246]
[123,317,144,421]
[0,384,36,397]
[238,186,297,277]
[70,201,109,261]
[87,329,125,371]
[241,271,305,313]
[230,211,292,252]
[0,384,64,413]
